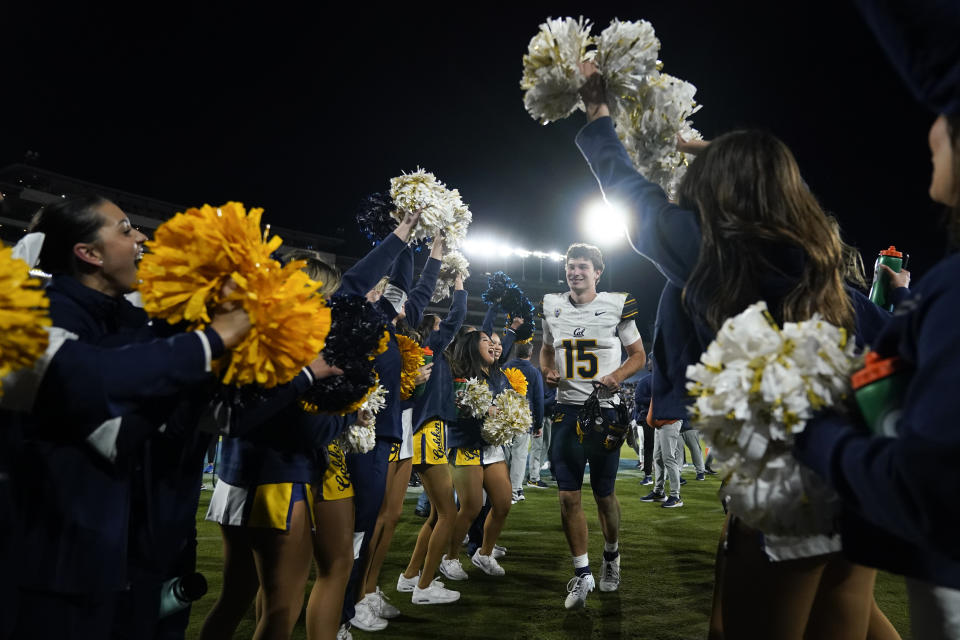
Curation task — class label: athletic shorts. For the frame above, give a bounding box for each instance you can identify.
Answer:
[412,419,448,466]
[447,443,505,467]
[320,441,354,501]
[388,410,415,462]
[206,480,315,530]
[549,403,621,497]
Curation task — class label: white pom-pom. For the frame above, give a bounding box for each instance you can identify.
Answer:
[431,251,470,303]
[339,423,377,454]
[614,72,703,200]
[361,384,388,417]
[686,301,857,535]
[594,18,660,116]
[389,170,473,246]
[458,377,493,418]
[482,388,532,446]
[520,16,594,125]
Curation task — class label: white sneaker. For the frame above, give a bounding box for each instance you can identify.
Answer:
[397,572,418,593]
[337,624,353,640]
[439,554,468,581]
[412,578,461,604]
[366,587,400,619]
[564,574,596,610]
[398,572,444,592]
[511,491,520,505]
[598,555,621,592]
[492,544,507,559]
[349,599,387,632]
[471,549,505,576]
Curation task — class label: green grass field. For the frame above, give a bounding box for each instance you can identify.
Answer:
[188,445,912,639]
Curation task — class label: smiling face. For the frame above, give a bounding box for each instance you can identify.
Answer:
[74,200,147,295]
[490,332,502,359]
[477,331,496,366]
[929,115,958,206]
[566,257,600,295]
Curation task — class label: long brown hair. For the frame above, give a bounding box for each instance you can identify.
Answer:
[678,130,854,332]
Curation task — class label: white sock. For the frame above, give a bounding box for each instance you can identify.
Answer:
[573,553,589,570]
[604,541,619,554]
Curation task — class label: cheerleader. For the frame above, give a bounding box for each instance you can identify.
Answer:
[355,236,444,625]
[398,273,467,604]
[442,331,513,579]
[334,209,423,633]
[573,63,896,638]
[13,196,250,640]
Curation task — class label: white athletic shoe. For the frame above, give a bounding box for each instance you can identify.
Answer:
[439,554,469,581]
[471,549,505,576]
[337,623,353,640]
[349,599,387,632]
[398,572,445,592]
[366,587,400,619]
[397,572,418,593]
[492,544,507,559]
[564,574,596,610]
[598,555,621,592]
[412,578,461,604]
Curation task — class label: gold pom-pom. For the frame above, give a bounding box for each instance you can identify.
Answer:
[0,246,50,396]
[502,367,529,396]
[375,330,390,358]
[137,202,330,388]
[395,334,424,400]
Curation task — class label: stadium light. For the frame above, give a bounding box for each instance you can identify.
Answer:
[581,199,628,246]
[461,236,563,262]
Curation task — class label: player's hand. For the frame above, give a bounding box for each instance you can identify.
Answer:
[543,368,561,387]
[533,428,543,438]
[880,264,911,290]
[599,374,620,391]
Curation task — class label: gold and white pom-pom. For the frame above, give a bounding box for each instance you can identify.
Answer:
[482,388,532,446]
[520,16,594,125]
[594,18,660,116]
[431,251,470,303]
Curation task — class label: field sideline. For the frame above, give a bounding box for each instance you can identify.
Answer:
[188,446,912,639]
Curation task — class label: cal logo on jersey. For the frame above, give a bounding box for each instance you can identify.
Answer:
[555,308,561,317]
[573,327,585,337]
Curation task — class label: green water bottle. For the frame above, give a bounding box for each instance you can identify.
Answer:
[851,352,909,437]
[867,246,904,311]
[415,347,433,398]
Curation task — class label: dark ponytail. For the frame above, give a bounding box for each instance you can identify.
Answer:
[29,195,108,275]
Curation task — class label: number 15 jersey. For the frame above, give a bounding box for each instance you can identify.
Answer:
[541,291,641,406]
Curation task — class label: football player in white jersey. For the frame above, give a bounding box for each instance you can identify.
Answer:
[540,243,646,610]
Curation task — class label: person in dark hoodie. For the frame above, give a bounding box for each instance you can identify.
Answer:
[794,2,960,637]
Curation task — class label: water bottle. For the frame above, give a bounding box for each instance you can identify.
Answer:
[851,352,909,437]
[415,347,433,398]
[867,246,905,311]
[158,572,208,619]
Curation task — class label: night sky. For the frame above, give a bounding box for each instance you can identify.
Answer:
[3,2,946,335]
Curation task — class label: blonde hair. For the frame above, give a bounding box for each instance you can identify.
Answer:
[284,249,341,298]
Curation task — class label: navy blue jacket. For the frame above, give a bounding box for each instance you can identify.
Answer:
[795,253,960,587]
[447,369,509,450]
[632,373,651,424]
[502,358,544,432]
[337,234,408,441]
[482,305,518,366]
[18,276,223,594]
[414,289,467,429]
